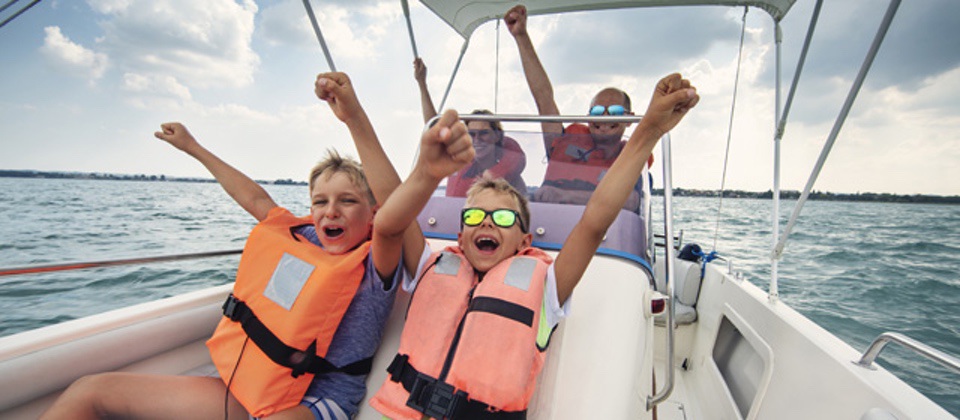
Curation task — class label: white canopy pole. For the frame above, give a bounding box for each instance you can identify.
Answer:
[401,0,420,58]
[438,38,470,111]
[773,0,901,260]
[770,0,822,300]
[301,0,337,71]
[771,19,782,301]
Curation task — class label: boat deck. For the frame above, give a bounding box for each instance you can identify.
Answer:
[653,323,699,420]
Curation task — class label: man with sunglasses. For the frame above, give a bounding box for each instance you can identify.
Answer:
[506,5,650,211]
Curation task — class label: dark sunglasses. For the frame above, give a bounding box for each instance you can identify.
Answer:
[589,104,626,116]
[460,207,527,232]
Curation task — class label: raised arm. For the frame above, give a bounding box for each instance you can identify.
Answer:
[374,110,474,259]
[154,123,277,221]
[414,58,439,124]
[553,73,699,304]
[315,72,425,278]
[505,4,563,151]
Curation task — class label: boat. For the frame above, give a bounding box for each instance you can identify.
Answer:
[1,0,958,419]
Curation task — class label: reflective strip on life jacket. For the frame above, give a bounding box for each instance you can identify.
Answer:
[206,207,370,418]
[543,125,621,191]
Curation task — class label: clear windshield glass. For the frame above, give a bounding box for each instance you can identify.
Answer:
[439,128,648,214]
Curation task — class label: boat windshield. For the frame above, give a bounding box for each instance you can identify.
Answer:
[419,126,654,267]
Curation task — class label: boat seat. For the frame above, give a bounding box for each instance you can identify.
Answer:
[654,258,703,325]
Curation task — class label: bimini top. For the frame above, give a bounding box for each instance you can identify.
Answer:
[418,0,797,39]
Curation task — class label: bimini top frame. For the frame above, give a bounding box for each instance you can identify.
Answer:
[405,0,903,408]
[406,0,902,302]
[418,0,796,40]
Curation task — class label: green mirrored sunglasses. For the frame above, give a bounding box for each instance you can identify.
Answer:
[460,207,527,232]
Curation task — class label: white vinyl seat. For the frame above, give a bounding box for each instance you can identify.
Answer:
[654,258,703,325]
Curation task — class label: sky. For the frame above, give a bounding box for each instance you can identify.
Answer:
[1,0,958,195]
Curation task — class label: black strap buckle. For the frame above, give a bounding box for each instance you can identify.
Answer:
[407,373,466,419]
[387,354,408,382]
[289,340,318,378]
[222,294,243,321]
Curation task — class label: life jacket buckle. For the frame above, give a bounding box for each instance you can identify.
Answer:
[386,354,408,382]
[222,294,243,321]
[407,373,466,419]
[289,340,318,378]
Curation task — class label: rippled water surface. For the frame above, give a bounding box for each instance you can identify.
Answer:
[1,178,958,414]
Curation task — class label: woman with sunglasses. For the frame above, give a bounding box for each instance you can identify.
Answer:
[414,58,527,197]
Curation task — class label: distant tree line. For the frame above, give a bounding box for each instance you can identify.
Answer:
[0,170,306,186]
[653,188,960,204]
[3,170,957,203]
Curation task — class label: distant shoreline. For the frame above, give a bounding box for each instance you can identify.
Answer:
[0,169,306,186]
[3,169,958,204]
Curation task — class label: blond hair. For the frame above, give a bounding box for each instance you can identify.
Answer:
[465,176,530,232]
[308,150,375,205]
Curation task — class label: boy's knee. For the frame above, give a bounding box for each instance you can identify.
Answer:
[62,372,125,411]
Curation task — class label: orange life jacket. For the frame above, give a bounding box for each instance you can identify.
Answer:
[542,123,652,191]
[370,246,553,420]
[206,208,371,418]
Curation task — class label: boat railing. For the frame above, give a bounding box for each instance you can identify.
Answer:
[0,249,243,279]
[654,231,683,251]
[855,332,960,375]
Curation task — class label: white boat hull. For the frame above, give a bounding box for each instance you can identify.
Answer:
[0,239,953,419]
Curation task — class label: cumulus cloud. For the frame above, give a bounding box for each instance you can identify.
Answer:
[122,73,191,101]
[537,7,743,85]
[88,0,260,90]
[258,0,397,60]
[40,26,109,81]
[767,0,960,90]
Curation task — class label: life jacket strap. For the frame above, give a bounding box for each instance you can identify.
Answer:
[386,354,527,420]
[221,294,372,377]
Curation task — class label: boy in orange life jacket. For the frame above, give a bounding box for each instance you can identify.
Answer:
[368,73,698,419]
[39,73,426,420]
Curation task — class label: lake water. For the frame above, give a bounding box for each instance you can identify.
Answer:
[0,177,957,414]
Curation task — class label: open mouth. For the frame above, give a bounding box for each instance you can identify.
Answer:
[475,236,500,252]
[323,226,345,239]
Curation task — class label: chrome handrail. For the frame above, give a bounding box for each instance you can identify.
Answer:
[460,113,643,124]
[855,332,960,374]
[0,249,243,279]
[647,132,676,410]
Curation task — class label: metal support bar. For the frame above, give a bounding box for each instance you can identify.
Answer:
[856,332,960,374]
[459,113,642,124]
[438,38,470,112]
[301,0,337,71]
[0,249,242,279]
[0,0,40,30]
[771,19,782,301]
[776,0,823,140]
[401,0,419,58]
[648,132,675,410]
[0,0,22,14]
[773,0,901,261]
